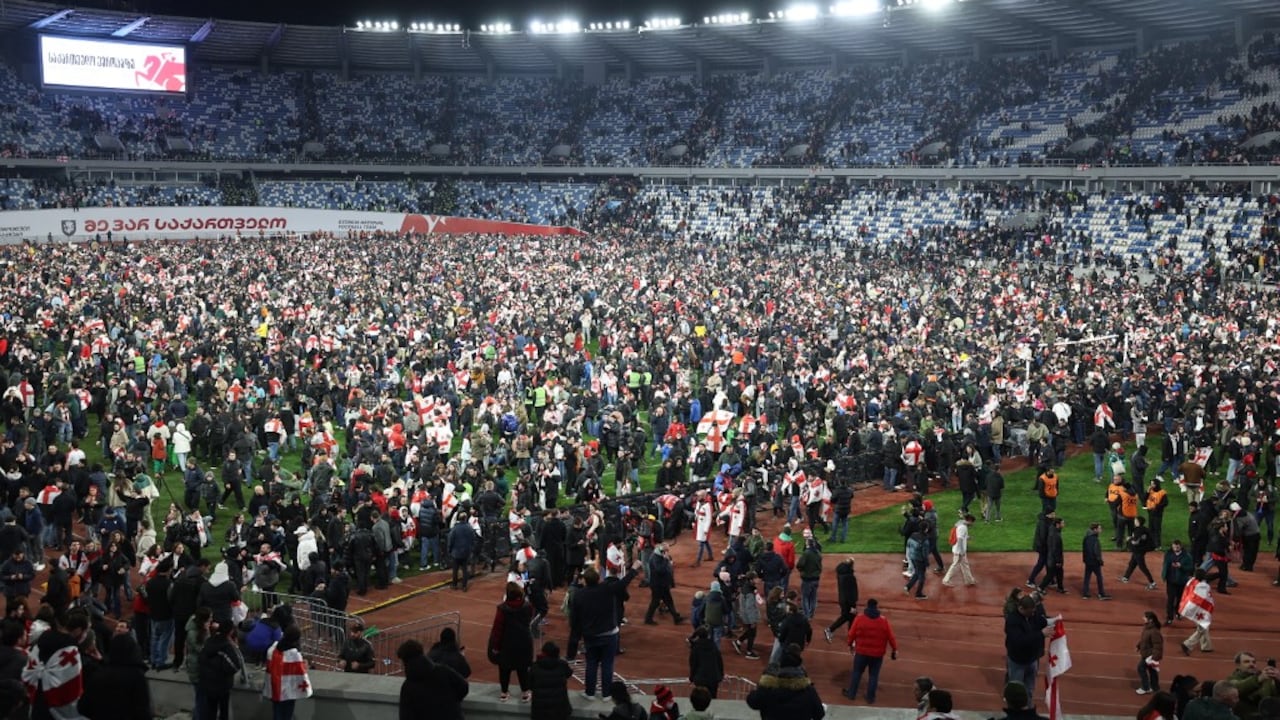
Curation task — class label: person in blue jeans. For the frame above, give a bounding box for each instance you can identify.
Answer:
[570,561,639,700]
[1004,594,1049,697]
[843,598,898,704]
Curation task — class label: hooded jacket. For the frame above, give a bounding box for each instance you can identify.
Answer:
[296,529,318,572]
[197,561,241,625]
[746,664,825,720]
[847,604,896,658]
[78,633,152,720]
[527,654,572,720]
[399,655,468,720]
[834,561,859,611]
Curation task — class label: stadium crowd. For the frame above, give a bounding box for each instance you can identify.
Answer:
[0,216,1275,716]
[3,34,1280,168]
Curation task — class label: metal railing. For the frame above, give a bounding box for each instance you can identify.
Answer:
[573,670,758,702]
[239,591,361,672]
[363,610,464,676]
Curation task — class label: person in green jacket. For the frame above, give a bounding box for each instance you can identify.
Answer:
[1227,652,1279,720]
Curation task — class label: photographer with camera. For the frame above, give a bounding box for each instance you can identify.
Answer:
[1226,652,1279,720]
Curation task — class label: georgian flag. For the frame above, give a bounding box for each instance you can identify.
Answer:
[1179,578,1214,629]
[1045,620,1072,720]
[37,484,62,506]
[441,481,459,517]
[697,409,734,453]
[1044,369,1068,385]
[400,516,416,550]
[1192,447,1212,467]
[22,644,83,713]
[509,510,525,544]
[1093,403,1114,429]
[262,644,313,702]
[738,414,757,436]
[1217,399,1236,421]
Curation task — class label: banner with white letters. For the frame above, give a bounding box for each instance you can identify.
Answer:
[0,207,585,243]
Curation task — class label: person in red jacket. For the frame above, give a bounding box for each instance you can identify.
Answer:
[843,598,898,705]
[774,526,797,591]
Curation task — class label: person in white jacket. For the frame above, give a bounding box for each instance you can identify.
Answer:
[942,513,977,587]
[295,525,318,576]
[172,422,193,472]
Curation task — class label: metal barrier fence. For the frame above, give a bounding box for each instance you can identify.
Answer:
[239,591,361,672]
[571,669,757,702]
[363,611,464,676]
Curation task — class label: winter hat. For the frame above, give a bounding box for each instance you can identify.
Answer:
[654,685,674,705]
[1229,502,1242,513]
[710,581,721,593]
[922,500,934,511]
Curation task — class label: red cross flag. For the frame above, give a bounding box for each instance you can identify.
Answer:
[697,409,735,453]
[1045,619,1071,720]
[22,644,83,714]
[1179,578,1214,629]
[262,643,313,702]
[1093,403,1114,429]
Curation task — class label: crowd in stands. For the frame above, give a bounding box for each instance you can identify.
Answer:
[4,34,1280,168]
[8,174,1279,281]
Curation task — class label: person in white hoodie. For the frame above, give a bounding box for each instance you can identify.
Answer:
[942,513,977,587]
[295,526,317,578]
[172,422,194,473]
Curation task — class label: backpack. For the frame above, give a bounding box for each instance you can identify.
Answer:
[949,524,959,546]
[705,595,724,627]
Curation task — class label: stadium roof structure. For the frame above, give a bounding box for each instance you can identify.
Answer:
[2,0,1279,75]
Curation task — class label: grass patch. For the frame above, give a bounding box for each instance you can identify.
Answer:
[826,442,1189,554]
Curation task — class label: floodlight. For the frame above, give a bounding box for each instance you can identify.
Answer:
[832,0,879,16]
[920,0,950,9]
[783,3,820,20]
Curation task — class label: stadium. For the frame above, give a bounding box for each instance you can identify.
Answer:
[1,0,1280,718]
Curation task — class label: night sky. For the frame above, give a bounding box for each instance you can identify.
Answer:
[174,0,781,28]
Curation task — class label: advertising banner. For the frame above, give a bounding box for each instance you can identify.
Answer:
[0,206,585,243]
[40,35,188,95]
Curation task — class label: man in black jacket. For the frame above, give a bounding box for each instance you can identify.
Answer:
[570,559,641,700]
[642,544,683,625]
[1037,517,1066,594]
[170,558,208,670]
[828,483,853,544]
[755,543,788,597]
[539,510,567,588]
[824,557,859,642]
[1004,595,1049,696]
[1081,523,1111,600]
[346,525,375,596]
[144,557,175,669]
